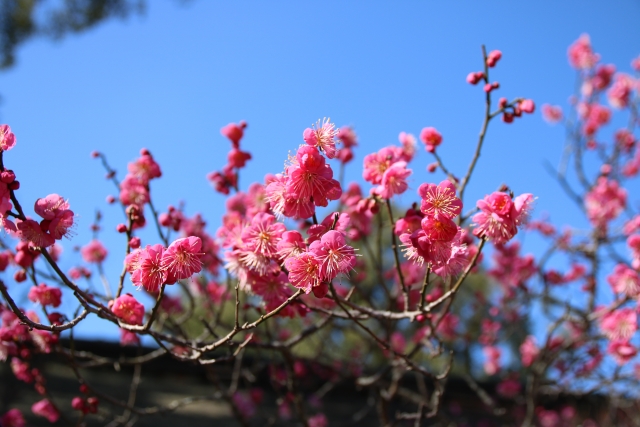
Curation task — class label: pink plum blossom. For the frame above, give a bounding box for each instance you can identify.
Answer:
[309,230,356,282]
[419,180,462,219]
[81,239,108,263]
[599,308,637,341]
[303,118,339,159]
[28,284,62,308]
[130,244,168,292]
[111,294,145,325]
[0,409,25,427]
[31,399,59,423]
[161,236,204,283]
[0,124,16,151]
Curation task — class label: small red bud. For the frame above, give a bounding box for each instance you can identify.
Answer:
[116,223,127,233]
[129,237,141,249]
[502,112,514,123]
[14,269,27,282]
[498,98,508,108]
[90,151,100,158]
[106,195,116,204]
[427,163,438,173]
[8,181,19,190]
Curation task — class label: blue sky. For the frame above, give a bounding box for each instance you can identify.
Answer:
[1,1,639,340]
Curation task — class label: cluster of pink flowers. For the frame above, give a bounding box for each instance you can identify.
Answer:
[568,34,600,70]
[472,191,533,245]
[208,121,251,194]
[584,177,626,227]
[362,140,416,200]
[399,180,474,277]
[266,139,342,220]
[116,149,162,228]
[10,194,74,249]
[285,229,357,296]
[598,308,638,366]
[125,236,204,292]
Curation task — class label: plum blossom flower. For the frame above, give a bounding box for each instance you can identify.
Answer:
[31,399,59,423]
[599,308,637,341]
[130,244,167,292]
[285,252,320,294]
[119,175,150,207]
[418,180,462,219]
[419,127,442,151]
[34,194,69,220]
[240,213,285,258]
[584,177,626,226]
[111,294,145,325]
[567,34,600,70]
[128,150,162,184]
[161,236,204,283]
[17,219,54,248]
[120,329,140,346]
[607,340,637,365]
[303,118,339,159]
[363,146,403,185]
[542,104,563,123]
[520,335,539,367]
[607,264,640,297]
[289,146,341,203]
[81,239,108,263]
[0,409,25,427]
[607,73,633,109]
[483,346,501,375]
[28,284,62,308]
[377,161,411,199]
[472,191,533,244]
[0,124,16,151]
[309,230,357,282]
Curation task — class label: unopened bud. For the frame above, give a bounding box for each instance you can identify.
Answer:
[0,170,15,183]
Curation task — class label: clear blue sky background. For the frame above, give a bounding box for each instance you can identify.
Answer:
[1,1,639,341]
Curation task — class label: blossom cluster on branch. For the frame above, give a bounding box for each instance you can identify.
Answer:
[0,35,639,426]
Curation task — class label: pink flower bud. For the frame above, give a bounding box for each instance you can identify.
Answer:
[487,50,502,67]
[498,98,508,108]
[502,112,514,123]
[8,181,19,190]
[116,224,127,233]
[0,170,15,183]
[14,269,27,282]
[601,164,612,175]
[90,151,100,158]
[466,72,484,85]
[129,237,141,249]
[520,99,535,113]
[427,163,438,173]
